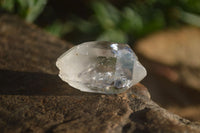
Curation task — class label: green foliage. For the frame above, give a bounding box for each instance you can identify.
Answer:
[1,0,200,43]
[0,0,15,12]
[67,1,166,43]
[179,10,200,27]
[0,0,47,22]
[68,0,200,43]
[45,21,73,37]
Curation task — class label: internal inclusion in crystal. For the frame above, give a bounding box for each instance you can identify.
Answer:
[56,41,147,94]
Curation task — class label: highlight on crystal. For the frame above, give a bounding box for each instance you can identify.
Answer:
[56,41,147,94]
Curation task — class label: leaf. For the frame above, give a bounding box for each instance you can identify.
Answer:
[92,1,120,30]
[97,29,128,43]
[121,7,143,33]
[0,0,15,12]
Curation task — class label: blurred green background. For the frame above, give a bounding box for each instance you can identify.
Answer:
[0,0,200,44]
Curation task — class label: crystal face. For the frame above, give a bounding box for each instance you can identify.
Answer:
[56,41,147,94]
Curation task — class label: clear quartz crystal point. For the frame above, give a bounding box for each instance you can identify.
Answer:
[56,41,147,94]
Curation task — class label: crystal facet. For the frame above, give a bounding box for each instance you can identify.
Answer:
[56,41,147,94]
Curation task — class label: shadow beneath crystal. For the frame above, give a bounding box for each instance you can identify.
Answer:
[0,69,99,96]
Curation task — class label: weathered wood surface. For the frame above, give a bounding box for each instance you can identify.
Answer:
[0,14,200,133]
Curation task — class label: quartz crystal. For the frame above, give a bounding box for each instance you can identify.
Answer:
[56,41,147,94]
